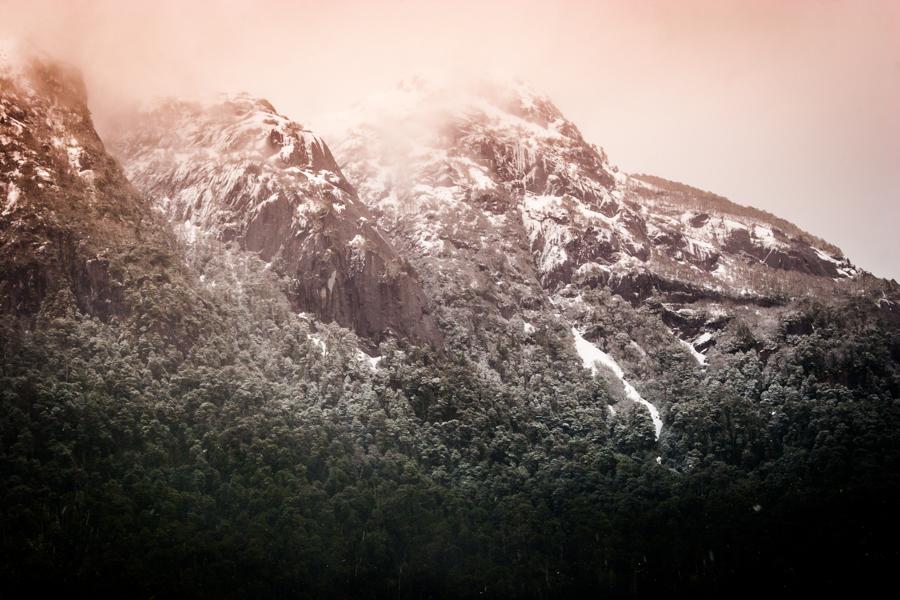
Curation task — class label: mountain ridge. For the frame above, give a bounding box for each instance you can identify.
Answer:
[322,78,862,296]
[110,93,443,349]
[3,46,900,598]
[0,39,196,331]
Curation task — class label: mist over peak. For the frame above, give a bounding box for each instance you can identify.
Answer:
[3,4,900,597]
[3,0,898,279]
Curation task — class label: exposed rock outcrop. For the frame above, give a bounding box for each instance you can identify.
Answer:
[323,78,862,321]
[1,40,176,321]
[111,96,441,347]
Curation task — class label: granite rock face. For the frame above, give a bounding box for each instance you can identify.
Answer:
[322,79,862,322]
[1,41,173,321]
[315,77,869,367]
[111,96,442,347]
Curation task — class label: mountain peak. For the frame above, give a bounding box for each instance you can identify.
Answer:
[320,77,860,311]
[1,41,180,319]
[135,94,331,166]
[319,76,621,223]
[112,94,443,347]
[320,76,575,143]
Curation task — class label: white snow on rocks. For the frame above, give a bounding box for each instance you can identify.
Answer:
[357,350,382,370]
[65,138,83,172]
[307,333,327,355]
[679,339,707,366]
[693,332,713,347]
[3,182,20,216]
[571,327,663,439]
[670,328,710,366]
[118,95,348,244]
[179,218,202,244]
[812,247,841,265]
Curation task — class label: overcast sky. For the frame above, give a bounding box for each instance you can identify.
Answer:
[3,0,898,279]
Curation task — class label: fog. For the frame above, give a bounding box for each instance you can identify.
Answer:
[2,0,898,278]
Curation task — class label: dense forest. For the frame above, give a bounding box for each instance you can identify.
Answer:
[2,237,899,598]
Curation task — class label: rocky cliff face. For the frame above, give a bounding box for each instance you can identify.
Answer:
[2,53,883,423]
[326,78,859,301]
[311,76,880,400]
[0,40,177,321]
[322,78,864,330]
[111,96,441,348]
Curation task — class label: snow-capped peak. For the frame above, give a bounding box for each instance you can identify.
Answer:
[317,76,585,150]
[112,93,443,347]
[322,75,862,314]
[319,76,620,230]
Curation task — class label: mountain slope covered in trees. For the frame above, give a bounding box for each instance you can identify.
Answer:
[2,46,900,598]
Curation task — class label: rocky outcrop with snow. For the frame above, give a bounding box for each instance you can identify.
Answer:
[1,40,170,318]
[111,95,442,347]
[572,326,663,438]
[4,43,895,474]
[316,76,872,435]
[323,78,860,312]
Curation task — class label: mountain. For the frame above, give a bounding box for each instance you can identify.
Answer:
[0,40,195,326]
[2,53,899,598]
[110,95,441,348]
[324,77,863,309]
[316,77,891,419]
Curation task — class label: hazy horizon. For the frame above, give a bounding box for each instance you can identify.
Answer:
[2,0,898,279]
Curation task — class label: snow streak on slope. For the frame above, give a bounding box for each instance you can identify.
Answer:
[571,327,663,439]
[678,338,708,366]
[357,349,382,370]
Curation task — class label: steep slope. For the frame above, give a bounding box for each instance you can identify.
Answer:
[319,79,603,330]
[320,77,880,428]
[324,79,860,305]
[111,95,441,348]
[0,40,185,324]
[318,78,664,424]
[3,53,900,598]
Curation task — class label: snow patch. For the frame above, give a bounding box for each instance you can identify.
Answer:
[180,219,202,243]
[348,233,366,248]
[571,327,662,439]
[812,247,842,265]
[678,339,707,366]
[308,334,327,354]
[357,350,382,369]
[3,182,20,215]
[693,332,713,347]
[66,139,83,171]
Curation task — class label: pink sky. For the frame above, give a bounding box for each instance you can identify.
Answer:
[3,0,899,278]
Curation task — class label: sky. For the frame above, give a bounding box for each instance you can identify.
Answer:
[2,0,898,279]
